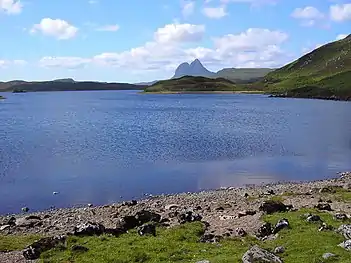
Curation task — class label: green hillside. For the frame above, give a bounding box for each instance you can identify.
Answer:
[216,68,274,83]
[144,76,240,93]
[262,35,351,100]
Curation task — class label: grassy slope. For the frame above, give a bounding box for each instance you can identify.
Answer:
[35,208,351,263]
[0,234,42,252]
[144,76,244,93]
[216,68,274,83]
[261,35,351,99]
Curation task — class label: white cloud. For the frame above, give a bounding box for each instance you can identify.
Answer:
[336,34,348,40]
[96,24,120,32]
[330,3,351,22]
[182,1,195,17]
[38,25,291,73]
[291,6,325,27]
[0,0,22,14]
[154,23,205,43]
[203,6,227,19]
[31,18,78,40]
[221,0,278,6]
[39,57,90,69]
[0,59,27,67]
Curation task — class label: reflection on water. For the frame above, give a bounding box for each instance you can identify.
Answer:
[0,91,350,214]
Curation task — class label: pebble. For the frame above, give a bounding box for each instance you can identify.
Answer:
[322,253,337,259]
[274,246,285,254]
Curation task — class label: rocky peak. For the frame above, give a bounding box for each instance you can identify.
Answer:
[173,59,214,79]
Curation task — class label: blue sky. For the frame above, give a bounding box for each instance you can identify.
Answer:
[0,0,350,83]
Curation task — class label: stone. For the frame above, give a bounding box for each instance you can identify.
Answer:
[21,207,29,213]
[337,225,351,239]
[0,225,10,231]
[318,223,334,232]
[315,203,332,211]
[165,204,180,210]
[178,211,202,224]
[236,228,247,237]
[122,200,138,207]
[238,210,256,218]
[138,224,156,236]
[319,187,336,193]
[338,240,351,251]
[243,193,249,198]
[73,222,105,236]
[199,234,221,243]
[120,216,139,230]
[306,214,322,223]
[272,218,289,234]
[16,217,42,228]
[334,213,348,221]
[196,260,210,263]
[7,217,16,226]
[71,245,89,252]
[264,189,276,195]
[259,200,289,214]
[25,215,41,220]
[322,253,337,260]
[274,246,285,254]
[23,235,66,260]
[256,222,272,238]
[242,245,283,263]
[135,210,162,224]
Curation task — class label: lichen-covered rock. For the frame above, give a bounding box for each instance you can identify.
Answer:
[242,245,283,263]
[73,222,105,236]
[338,240,351,251]
[23,235,66,260]
[337,225,351,239]
[272,218,289,234]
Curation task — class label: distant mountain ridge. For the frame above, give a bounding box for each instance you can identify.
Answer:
[173,59,215,78]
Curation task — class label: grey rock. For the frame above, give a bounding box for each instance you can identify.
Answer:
[322,253,337,259]
[16,217,42,228]
[196,261,210,263]
[199,234,221,243]
[318,223,334,232]
[274,246,285,254]
[122,200,137,207]
[259,200,289,214]
[315,203,332,211]
[178,211,202,224]
[319,187,336,193]
[135,210,162,224]
[21,207,29,213]
[23,235,66,260]
[334,213,348,221]
[306,214,322,222]
[257,222,272,238]
[337,225,351,239]
[273,218,289,234]
[338,239,351,251]
[0,225,10,231]
[236,228,247,237]
[138,223,156,236]
[165,204,180,210]
[74,222,105,236]
[242,245,283,263]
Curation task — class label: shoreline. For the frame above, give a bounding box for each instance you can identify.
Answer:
[140,90,265,94]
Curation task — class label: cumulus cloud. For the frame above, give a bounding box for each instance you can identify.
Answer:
[220,0,278,7]
[0,59,27,67]
[0,0,22,14]
[37,24,291,74]
[291,6,325,27]
[96,24,120,32]
[154,23,205,43]
[181,1,195,17]
[203,6,227,19]
[330,3,351,22]
[31,18,78,40]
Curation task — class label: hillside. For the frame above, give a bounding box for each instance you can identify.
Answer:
[216,68,274,83]
[0,80,144,92]
[144,76,239,93]
[262,35,351,100]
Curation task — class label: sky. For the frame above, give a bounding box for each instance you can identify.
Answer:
[0,0,350,83]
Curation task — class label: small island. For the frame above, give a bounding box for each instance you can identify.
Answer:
[0,95,5,99]
[143,75,262,94]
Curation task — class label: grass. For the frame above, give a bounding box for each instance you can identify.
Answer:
[36,209,351,263]
[0,234,42,252]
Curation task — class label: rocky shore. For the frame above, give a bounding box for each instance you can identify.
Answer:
[1,172,350,262]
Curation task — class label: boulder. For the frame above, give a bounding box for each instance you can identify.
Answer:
[238,210,256,218]
[135,210,161,224]
[138,223,156,236]
[274,246,285,254]
[314,203,332,211]
[242,245,283,263]
[73,222,105,236]
[196,261,210,263]
[259,200,289,214]
[318,223,334,232]
[337,225,351,239]
[178,211,202,224]
[199,234,221,243]
[256,223,272,238]
[306,214,322,223]
[272,218,289,234]
[338,240,351,251]
[122,200,137,207]
[236,228,247,237]
[319,187,336,193]
[165,204,180,210]
[322,253,337,260]
[15,217,42,228]
[23,235,66,260]
[334,213,348,221]
[119,215,139,230]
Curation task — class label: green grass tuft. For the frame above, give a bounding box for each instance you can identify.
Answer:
[0,234,42,252]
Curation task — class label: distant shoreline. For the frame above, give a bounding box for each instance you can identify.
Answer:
[141,90,265,94]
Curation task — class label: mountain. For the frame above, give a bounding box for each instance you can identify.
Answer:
[0,80,144,92]
[144,76,239,93]
[261,35,351,100]
[173,59,215,78]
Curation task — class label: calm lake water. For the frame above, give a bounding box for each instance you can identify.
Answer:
[0,91,350,214]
